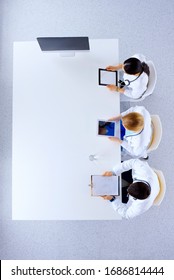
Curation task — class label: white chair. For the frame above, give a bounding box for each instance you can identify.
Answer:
[120,60,157,102]
[147,115,162,154]
[153,169,166,206]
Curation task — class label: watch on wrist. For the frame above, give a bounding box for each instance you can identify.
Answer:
[110,196,116,202]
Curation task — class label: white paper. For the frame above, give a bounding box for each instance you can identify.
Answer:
[91,175,119,196]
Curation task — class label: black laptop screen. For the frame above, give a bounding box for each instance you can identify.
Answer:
[37,37,90,51]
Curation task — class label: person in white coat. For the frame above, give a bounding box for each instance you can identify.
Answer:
[109,106,152,158]
[106,54,149,99]
[102,159,160,219]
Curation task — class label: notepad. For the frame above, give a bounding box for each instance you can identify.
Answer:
[98,68,117,86]
[91,175,120,196]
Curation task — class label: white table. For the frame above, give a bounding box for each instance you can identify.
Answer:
[12,39,121,220]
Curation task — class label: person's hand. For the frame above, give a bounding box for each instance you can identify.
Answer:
[108,114,121,122]
[107,85,125,93]
[108,116,117,121]
[107,84,118,91]
[102,171,113,176]
[101,195,114,200]
[106,65,117,71]
[108,137,122,144]
[106,63,123,71]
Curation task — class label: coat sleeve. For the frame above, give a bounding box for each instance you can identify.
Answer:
[121,106,135,117]
[132,53,147,62]
[113,159,138,175]
[111,197,151,219]
[121,140,147,157]
[123,85,147,99]
[121,106,144,117]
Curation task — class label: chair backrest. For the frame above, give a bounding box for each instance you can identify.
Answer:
[153,169,166,206]
[147,115,162,153]
[120,60,157,102]
[142,60,157,99]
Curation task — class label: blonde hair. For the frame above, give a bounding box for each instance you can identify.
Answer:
[122,112,144,132]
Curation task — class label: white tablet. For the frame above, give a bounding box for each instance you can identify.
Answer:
[98,68,118,86]
[97,120,117,137]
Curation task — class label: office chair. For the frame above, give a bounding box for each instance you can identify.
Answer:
[153,169,166,206]
[142,60,157,99]
[120,60,157,102]
[147,115,162,154]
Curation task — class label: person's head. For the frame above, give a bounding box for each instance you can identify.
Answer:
[123,57,150,76]
[122,112,144,132]
[127,182,151,200]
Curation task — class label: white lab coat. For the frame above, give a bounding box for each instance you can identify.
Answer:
[123,54,149,99]
[111,159,160,219]
[121,106,152,158]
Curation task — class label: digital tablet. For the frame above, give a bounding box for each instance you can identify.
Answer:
[97,120,117,137]
[98,68,118,86]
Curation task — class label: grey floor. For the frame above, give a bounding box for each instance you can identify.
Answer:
[0,0,174,260]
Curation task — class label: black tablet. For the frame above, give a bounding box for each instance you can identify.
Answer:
[98,68,118,86]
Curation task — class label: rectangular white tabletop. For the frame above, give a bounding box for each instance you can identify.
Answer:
[12,39,121,220]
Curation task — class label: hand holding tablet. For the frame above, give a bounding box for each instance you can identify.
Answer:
[107,84,118,91]
[106,65,118,71]
[108,136,122,144]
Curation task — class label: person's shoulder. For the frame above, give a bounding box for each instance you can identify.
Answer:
[138,105,150,115]
[132,53,147,62]
[140,71,148,80]
[132,105,149,115]
[138,106,151,123]
[134,71,148,87]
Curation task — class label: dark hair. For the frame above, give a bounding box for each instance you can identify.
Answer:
[123,57,150,76]
[127,182,151,200]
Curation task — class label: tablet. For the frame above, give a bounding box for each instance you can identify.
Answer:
[97,120,117,137]
[98,68,118,86]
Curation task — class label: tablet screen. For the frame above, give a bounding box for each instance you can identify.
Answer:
[99,68,117,86]
[98,121,116,136]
